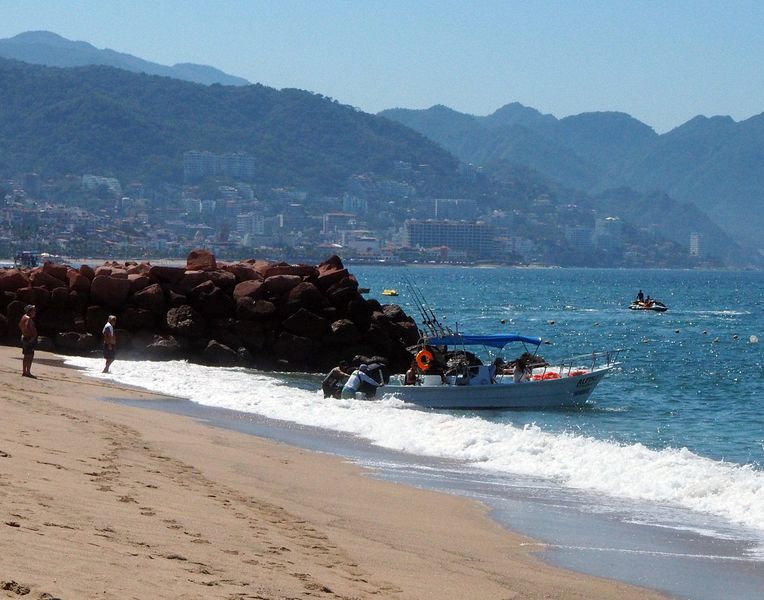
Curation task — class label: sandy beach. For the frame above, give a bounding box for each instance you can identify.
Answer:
[0,346,668,600]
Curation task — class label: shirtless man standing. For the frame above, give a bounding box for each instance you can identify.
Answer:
[19,304,38,378]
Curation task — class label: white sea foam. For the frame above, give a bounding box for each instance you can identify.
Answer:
[65,356,764,537]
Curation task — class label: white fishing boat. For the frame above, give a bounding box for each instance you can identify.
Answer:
[384,333,620,410]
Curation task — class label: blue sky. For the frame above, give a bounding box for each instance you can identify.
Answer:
[1,0,763,132]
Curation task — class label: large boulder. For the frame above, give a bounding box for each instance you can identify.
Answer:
[191,284,234,318]
[272,331,313,366]
[67,270,91,293]
[29,270,66,291]
[233,280,263,301]
[128,273,151,293]
[16,287,50,308]
[222,263,262,282]
[143,334,186,360]
[282,308,330,338]
[207,270,237,289]
[202,340,239,366]
[132,283,167,314]
[236,298,276,321]
[326,319,360,345]
[86,305,111,336]
[264,263,318,279]
[90,275,132,309]
[262,274,302,297]
[284,282,329,314]
[315,255,349,290]
[119,307,156,331]
[38,309,85,333]
[148,265,185,284]
[79,264,96,280]
[54,332,97,352]
[50,287,70,308]
[166,305,205,338]
[186,248,217,272]
[42,262,68,282]
[0,269,30,292]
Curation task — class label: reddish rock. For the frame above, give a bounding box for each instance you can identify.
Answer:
[202,340,239,366]
[90,275,132,308]
[222,263,262,282]
[68,291,87,313]
[42,261,68,282]
[16,286,50,308]
[273,331,313,366]
[143,334,186,360]
[178,270,211,293]
[67,270,91,293]
[128,274,151,293]
[264,263,319,279]
[284,281,329,313]
[95,265,113,277]
[79,264,96,280]
[148,265,185,284]
[0,269,30,292]
[119,307,156,331]
[236,298,277,321]
[54,331,97,352]
[29,269,66,291]
[262,274,302,297]
[382,304,407,322]
[325,278,360,306]
[234,319,268,352]
[326,319,361,345]
[207,270,237,289]
[232,280,264,301]
[190,283,234,318]
[132,283,167,314]
[245,259,273,280]
[86,305,111,336]
[282,308,330,338]
[50,287,70,308]
[315,255,349,290]
[166,305,206,338]
[38,308,85,333]
[186,248,217,272]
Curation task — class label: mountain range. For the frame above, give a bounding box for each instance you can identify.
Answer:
[0,31,249,86]
[0,56,459,193]
[379,104,764,251]
[0,31,759,266]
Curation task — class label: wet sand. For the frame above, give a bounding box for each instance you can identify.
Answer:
[0,347,668,600]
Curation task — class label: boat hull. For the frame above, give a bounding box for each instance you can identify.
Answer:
[383,367,611,410]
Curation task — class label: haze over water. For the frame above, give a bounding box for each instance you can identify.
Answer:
[67,267,764,567]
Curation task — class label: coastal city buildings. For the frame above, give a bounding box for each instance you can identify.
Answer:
[0,159,716,267]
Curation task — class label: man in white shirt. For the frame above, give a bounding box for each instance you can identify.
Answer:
[102,315,117,373]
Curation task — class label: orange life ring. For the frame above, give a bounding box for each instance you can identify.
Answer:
[416,349,434,371]
[569,370,589,377]
[542,372,561,380]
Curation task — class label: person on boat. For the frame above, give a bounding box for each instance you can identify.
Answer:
[341,364,383,399]
[490,357,505,383]
[404,360,420,385]
[322,360,352,398]
[513,357,531,383]
[636,290,644,303]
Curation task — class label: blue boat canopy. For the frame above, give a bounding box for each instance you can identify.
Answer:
[425,333,542,348]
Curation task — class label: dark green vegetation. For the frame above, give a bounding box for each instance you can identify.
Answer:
[381,103,764,250]
[0,56,460,194]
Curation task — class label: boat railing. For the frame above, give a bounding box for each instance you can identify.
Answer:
[532,349,622,377]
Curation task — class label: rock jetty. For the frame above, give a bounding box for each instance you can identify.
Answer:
[0,250,420,373]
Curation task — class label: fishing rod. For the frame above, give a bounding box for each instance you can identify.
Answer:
[404,274,452,338]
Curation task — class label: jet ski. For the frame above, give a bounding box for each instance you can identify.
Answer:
[629,299,668,312]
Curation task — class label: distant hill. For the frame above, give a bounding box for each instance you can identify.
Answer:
[380,103,764,250]
[0,57,460,193]
[0,31,249,86]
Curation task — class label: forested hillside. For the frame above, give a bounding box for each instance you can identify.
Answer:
[0,57,460,193]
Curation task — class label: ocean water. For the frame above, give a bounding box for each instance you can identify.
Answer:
[65,267,764,565]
